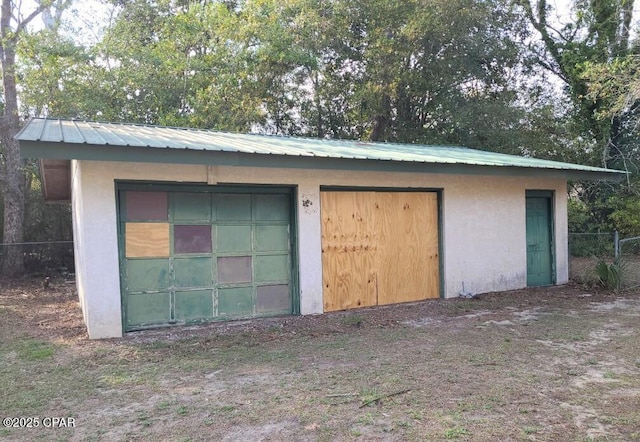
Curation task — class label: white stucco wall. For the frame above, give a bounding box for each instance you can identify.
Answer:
[72,160,568,338]
[71,161,87,325]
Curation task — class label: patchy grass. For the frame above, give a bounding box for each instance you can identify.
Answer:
[14,338,55,361]
[1,278,640,440]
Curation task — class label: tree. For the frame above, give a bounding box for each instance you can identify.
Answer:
[1,1,44,275]
[517,0,640,233]
[25,0,572,167]
[0,0,72,275]
[65,0,543,151]
[581,53,640,184]
[517,0,639,166]
[18,31,94,118]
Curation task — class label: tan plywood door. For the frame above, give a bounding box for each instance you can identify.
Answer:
[321,192,378,311]
[321,191,439,312]
[375,192,440,305]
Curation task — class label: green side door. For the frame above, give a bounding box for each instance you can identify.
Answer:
[526,195,554,287]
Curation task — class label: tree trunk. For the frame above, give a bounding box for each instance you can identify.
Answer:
[0,0,25,275]
[369,94,391,142]
[1,154,25,276]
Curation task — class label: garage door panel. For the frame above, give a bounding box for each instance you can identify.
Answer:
[255,225,289,252]
[217,225,252,253]
[321,192,378,311]
[218,287,253,317]
[126,292,171,327]
[417,194,440,301]
[175,290,214,321]
[174,257,213,287]
[126,259,170,292]
[126,191,168,221]
[255,194,289,221]
[255,254,289,282]
[373,193,398,304]
[321,191,376,245]
[257,284,290,313]
[376,192,439,304]
[174,225,213,254]
[321,191,440,312]
[173,193,212,222]
[322,249,377,311]
[125,223,170,258]
[217,256,252,284]
[216,194,252,221]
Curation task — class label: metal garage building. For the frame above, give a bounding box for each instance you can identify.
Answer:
[17,118,623,338]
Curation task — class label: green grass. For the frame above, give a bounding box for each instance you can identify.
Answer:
[355,412,376,425]
[444,427,470,439]
[217,405,236,413]
[522,426,541,434]
[156,400,173,411]
[17,339,55,361]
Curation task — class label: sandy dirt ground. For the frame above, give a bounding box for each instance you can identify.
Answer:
[1,277,639,441]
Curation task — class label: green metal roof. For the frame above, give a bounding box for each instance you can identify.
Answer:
[16,118,624,180]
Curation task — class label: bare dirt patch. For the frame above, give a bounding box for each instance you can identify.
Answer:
[1,277,640,441]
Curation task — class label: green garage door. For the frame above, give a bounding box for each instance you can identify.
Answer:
[118,185,293,331]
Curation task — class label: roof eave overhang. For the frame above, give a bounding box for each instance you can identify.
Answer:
[39,159,71,203]
[19,141,625,182]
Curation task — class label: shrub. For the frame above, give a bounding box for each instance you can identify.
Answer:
[595,257,625,290]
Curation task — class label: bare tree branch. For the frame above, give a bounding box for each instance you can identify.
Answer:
[13,2,48,40]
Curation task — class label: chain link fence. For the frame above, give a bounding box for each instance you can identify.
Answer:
[569,232,640,289]
[618,236,640,290]
[0,241,74,276]
[568,232,616,285]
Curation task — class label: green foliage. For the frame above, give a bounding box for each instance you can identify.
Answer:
[569,234,614,258]
[18,0,554,154]
[567,199,614,258]
[581,56,640,122]
[568,198,595,233]
[519,0,639,235]
[607,192,640,237]
[18,31,95,118]
[23,160,72,242]
[595,257,624,290]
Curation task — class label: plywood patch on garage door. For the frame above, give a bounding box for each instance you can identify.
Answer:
[321,192,377,311]
[375,192,439,305]
[125,223,170,258]
[321,191,439,312]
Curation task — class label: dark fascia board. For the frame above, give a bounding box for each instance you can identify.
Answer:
[19,140,625,182]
